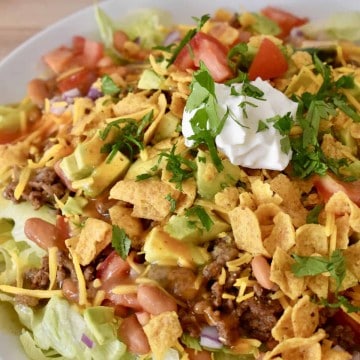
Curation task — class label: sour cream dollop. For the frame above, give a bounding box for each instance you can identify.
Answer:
[182,78,298,171]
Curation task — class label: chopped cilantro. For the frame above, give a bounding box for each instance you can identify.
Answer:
[306,204,324,224]
[185,205,214,231]
[186,62,226,172]
[111,225,131,259]
[158,144,197,190]
[291,249,346,292]
[100,110,153,162]
[101,75,121,96]
[319,295,360,313]
[257,120,269,132]
[165,193,177,213]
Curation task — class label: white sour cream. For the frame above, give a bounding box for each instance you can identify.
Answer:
[182,78,298,171]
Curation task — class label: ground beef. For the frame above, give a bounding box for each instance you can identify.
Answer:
[24,256,50,290]
[3,166,67,209]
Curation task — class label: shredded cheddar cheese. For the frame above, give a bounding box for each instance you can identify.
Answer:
[68,247,88,306]
[0,284,62,298]
[47,246,58,290]
[13,167,32,200]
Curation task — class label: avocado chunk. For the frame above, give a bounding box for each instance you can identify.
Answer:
[124,155,159,180]
[83,306,116,345]
[138,69,164,90]
[152,112,180,143]
[76,151,130,198]
[196,149,246,199]
[144,227,210,268]
[59,131,108,181]
[164,211,230,244]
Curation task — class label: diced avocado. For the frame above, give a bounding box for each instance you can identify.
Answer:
[144,227,210,268]
[83,306,116,345]
[335,125,357,155]
[124,155,159,180]
[59,131,108,181]
[164,211,230,244]
[196,149,246,199]
[138,69,164,90]
[152,112,180,143]
[0,100,36,133]
[81,151,130,198]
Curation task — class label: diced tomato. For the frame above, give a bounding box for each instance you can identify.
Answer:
[261,6,308,38]
[96,250,130,284]
[43,46,74,74]
[174,32,233,82]
[313,173,360,206]
[55,215,70,243]
[72,36,86,54]
[57,68,97,94]
[82,39,104,68]
[248,38,288,81]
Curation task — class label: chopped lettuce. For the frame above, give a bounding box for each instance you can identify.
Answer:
[95,6,172,50]
[300,12,360,42]
[15,296,130,360]
[0,195,55,246]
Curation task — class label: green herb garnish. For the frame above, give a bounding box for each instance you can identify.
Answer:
[111,225,131,259]
[101,75,121,96]
[185,205,214,231]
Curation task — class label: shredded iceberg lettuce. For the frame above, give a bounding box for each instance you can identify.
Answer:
[15,296,130,360]
[300,12,360,42]
[95,6,172,50]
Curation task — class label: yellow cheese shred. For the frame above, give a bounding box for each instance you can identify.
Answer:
[92,290,106,307]
[14,167,32,200]
[236,291,254,304]
[47,247,58,290]
[0,285,62,298]
[226,253,252,272]
[68,248,88,306]
[111,284,138,295]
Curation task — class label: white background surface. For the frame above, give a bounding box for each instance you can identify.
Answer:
[0,0,359,358]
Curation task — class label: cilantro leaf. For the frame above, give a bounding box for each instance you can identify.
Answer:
[186,62,225,172]
[185,205,214,231]
[306,204,324,224]
[291,249,346,292]
[319,296,360,313]
[111,225,131,259]
[257,120,269,132]
[158,144,196,190]
[101,75,121,96]
[165,193,177,213]
[100,110,153,162]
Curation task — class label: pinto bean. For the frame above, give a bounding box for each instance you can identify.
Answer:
[251,255,276,290]
[24,218,61,250]
[135,311,150,326]
[113,30,129,52]
[62,278,79,303]
[137,284,177,315]
[27,78,50,108]
[118,314,150,355]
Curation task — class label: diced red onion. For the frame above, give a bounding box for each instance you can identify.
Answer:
[87,87,102,100]
[200,326,223,349]
[81,333,94,348]
[163,31,181,46]
[50,104,67,115]
[62,88,81,101]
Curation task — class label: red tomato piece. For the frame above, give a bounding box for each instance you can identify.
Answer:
[57,68,97,94]
[72,35,86,54]
[248,38,288,81]
[96,250,130,284]
[261,6,308,38]
[82,39,104,68]
[174,32,233,82]
[313,174,360,206]
[43,46,74,74]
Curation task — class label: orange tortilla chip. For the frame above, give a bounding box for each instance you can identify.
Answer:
[270,174,308,227]
[270,247,305,299]
[272,306,294,341]
[291,295,319,338]
[306,275,329,300]
[263,329,326,360]
[282,343,322,360]
[229,206,269,256]
[294,224,328,256]
[250,178,282,206]
[263,211,296,256]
